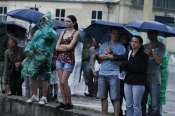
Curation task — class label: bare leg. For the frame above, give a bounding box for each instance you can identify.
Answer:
[58,70,67,104]
[42,80,48,97]
[61,71,72,104]
[101,98,108,115]
[113,100,120,116]
[31,78,38,95]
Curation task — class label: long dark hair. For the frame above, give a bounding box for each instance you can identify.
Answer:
[67,15,78,30]
[131,35,144,53]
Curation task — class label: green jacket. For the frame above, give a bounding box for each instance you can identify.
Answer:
[22,12,58,78]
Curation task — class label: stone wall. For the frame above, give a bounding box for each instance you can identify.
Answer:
[0,94,100,116]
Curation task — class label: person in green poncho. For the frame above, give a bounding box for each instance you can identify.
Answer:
[146,38,169,116]
[22,11,57,105]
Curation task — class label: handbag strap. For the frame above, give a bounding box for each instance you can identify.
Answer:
[128,50,132,60]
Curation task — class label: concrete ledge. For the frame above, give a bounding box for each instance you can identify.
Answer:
[0,94,101,116]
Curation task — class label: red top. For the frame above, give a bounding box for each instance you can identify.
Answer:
[57,31,77,65]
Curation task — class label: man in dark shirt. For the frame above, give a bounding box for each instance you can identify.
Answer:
[142,30,166,116]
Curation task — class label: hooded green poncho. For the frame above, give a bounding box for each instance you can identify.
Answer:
[22,12,57,80]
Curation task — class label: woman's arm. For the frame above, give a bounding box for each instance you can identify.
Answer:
[122,52,148,72]
[55,32,67,51]
[113,54,127,61]
[60,31,79,50]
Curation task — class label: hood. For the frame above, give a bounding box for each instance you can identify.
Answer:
[0,22,7,36]
[36,11,53,29]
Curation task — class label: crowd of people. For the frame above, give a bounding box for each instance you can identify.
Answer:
[0,11,169,116]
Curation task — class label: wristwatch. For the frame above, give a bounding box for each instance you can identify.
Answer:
[152,49,155,52]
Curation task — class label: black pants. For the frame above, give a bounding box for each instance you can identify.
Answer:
[120,80,125,116]
[10,70,24,96]
[88,69,98,96]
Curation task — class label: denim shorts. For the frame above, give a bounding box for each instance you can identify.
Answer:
[97,75,120,100]
[56,60,74,72]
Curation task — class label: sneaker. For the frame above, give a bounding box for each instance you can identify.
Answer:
[26,95,39,103]
[56,102,66,109]
[84,85,88,93]
[38,97,47,105]
[64,103,73,110]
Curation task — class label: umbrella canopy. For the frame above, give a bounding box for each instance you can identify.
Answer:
[51,19,66,29]
[84,20,133,43]
[6,9,44,24]
[4,21,27,39]
[56,28,89,43]
[125,20,175,37]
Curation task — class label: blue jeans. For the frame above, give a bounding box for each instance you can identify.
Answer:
[80,60,89,85]
[124,83,145,116]
[56,60,74,72]
[148,105,162,116]
[142,83,160,116]
[23,76,32,97]
[98,75,120,100]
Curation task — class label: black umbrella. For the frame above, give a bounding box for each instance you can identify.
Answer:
[4,21,27,39]
[125,20,175,37]
[51,19,66,29]
[84,20,133,43]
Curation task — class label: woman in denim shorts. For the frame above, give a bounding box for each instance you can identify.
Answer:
[55,15,79,110]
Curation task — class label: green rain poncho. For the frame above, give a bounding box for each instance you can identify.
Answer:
[147,38,169,105]
[22,12,57,80]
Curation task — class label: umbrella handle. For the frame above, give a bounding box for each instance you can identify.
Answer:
[28,24,32,37]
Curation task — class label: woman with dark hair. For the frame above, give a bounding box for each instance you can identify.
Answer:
[3,37,25,96]
[55,15,79,110]
[120,35,148,116]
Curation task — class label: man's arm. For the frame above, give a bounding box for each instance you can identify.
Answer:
[152,49,162,64]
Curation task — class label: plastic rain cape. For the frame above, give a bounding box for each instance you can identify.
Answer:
[22,12,58,78]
